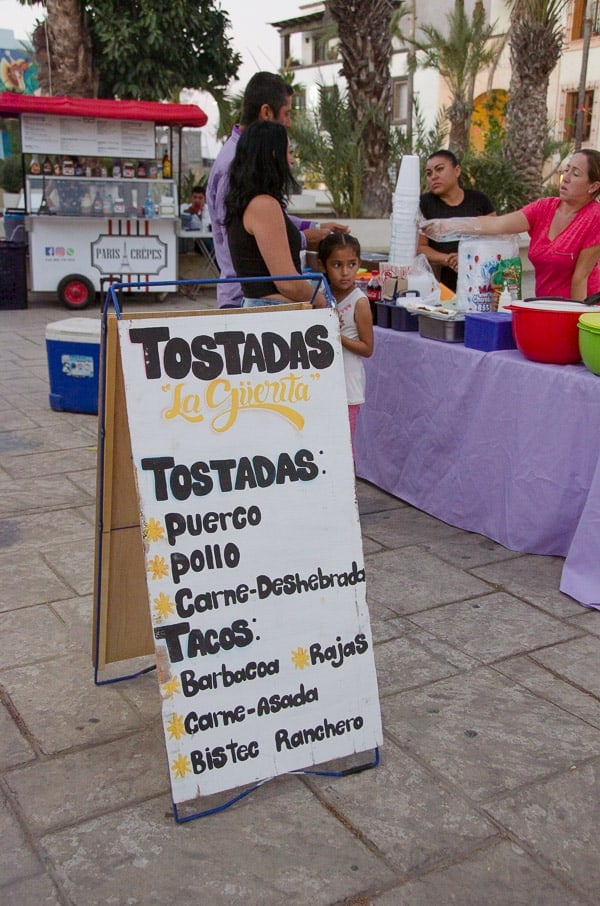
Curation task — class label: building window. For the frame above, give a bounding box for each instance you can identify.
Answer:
[312,32,338,64]
[571,0,600,39]
[293,89,307,113]
[392,78,409,125]
[563,89,594,140]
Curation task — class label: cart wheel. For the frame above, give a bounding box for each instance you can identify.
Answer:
[57,274,96,310]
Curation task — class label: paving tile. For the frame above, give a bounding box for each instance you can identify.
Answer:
[0,791,45,887]
[472,555,583,618]
[382,667,600,802]
[528,635,600,697]
[493,655,600,730]
[0,409,38,431]
[0,873,62,905]
[485,760,600,902]
[6,725,169,833]
[0,550,74,610]
[409,592,581,663]
[370,615,411,645]
[0,604,85,668]
[311,740,497,875]
[0,701,35,770]
[66,468,97,494]
[374,626,477,697]
[371,839,589,905]
[40,783,397,905]
[1,447,97,480]
[40,541,95,597]
[0,510,94,553]
[0,475,93,518]
[356,479,405,515]
[365,546,493,615]
[0,652,145,754]
[420,533,523,568]
[566,609,600,637]
[360,505,462,548]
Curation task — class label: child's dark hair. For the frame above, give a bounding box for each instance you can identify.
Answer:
[318,232,361,265]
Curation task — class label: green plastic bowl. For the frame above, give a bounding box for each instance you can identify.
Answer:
[578,312,600,376]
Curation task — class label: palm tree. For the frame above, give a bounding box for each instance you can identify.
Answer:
[328,0,395,217]
[408,0,501,155]
[31,0,97,97]
[503,0,569,199]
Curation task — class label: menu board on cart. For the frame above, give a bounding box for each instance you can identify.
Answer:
[21,113,155,158]
[115,308,382,804]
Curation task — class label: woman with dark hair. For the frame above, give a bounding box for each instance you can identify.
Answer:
[423,149,600,300]
[418,149,495,291]
[224,120,328,308]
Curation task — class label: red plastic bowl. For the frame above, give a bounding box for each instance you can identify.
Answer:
[508,300,595,364]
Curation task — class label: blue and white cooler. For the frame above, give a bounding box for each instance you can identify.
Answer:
[45,317,101,414]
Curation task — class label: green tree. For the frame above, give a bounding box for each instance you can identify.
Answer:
[291,85,365,218]
[328,0,395,217]
[407,0,502,155]
[17,0,240,100]
[503,0,569,200]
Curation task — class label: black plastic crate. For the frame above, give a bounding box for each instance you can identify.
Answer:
[0,241,27,310]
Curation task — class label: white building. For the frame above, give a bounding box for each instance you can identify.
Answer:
[271,0,599,158]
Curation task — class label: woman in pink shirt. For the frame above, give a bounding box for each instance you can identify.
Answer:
[422,149,600,300]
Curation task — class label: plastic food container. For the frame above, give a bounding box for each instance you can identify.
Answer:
[578,312,600,376]
[464,311,516,351]
[508,299,598,364]
[418,312,465,343]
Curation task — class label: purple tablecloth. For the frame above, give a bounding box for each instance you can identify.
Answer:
[355,327,600,609]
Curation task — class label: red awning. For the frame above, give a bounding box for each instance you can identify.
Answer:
[0,92,207,127]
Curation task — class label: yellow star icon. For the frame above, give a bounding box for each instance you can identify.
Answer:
[171,753,191,779]
[291,646,310,669]
[147,555,169,580]
[161,676,181,698]
[167,713,187,741]
[144,517,165,543]
[153,592,175,622]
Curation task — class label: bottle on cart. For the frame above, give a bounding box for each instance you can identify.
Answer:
[366,271,382,302]
[122,160,135,178]
[53,157,62,176]
[42,155,53,175]
[136,160,147,178]
[112,159,122,178]
[148,160,158,179]
[144,191,155,218]
[29,154,41,175]
[161,149,172,179]
[62,155,75,176]
[80,190,93,215]
[103,192,114,215]
[92,189,104,216]
[74,157,85,176]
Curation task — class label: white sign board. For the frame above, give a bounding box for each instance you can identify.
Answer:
[118,310,382,804]
[21,113,155,158]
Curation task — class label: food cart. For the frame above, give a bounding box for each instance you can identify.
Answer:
[0,93,207,308]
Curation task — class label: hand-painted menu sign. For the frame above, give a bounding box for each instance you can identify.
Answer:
[118,309,382,803]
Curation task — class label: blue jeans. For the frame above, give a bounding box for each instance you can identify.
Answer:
[242,297,288,308]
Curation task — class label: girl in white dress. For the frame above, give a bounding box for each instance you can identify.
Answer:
[318,233,374,458]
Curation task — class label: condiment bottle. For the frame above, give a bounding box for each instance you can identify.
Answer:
[29,154,41,175]
[498,282,513,312]
[367,271,382,303]
[42,155,53,175]
[161,150,172,179]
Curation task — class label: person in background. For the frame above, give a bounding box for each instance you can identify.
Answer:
[422,149,600,301]
[418,149,495,291]
[207,70,348,308]
[225,120,329,309]
[318,232,374,459]
[180,185,213,255]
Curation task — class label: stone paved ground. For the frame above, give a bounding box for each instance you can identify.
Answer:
[0,287,598,905]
